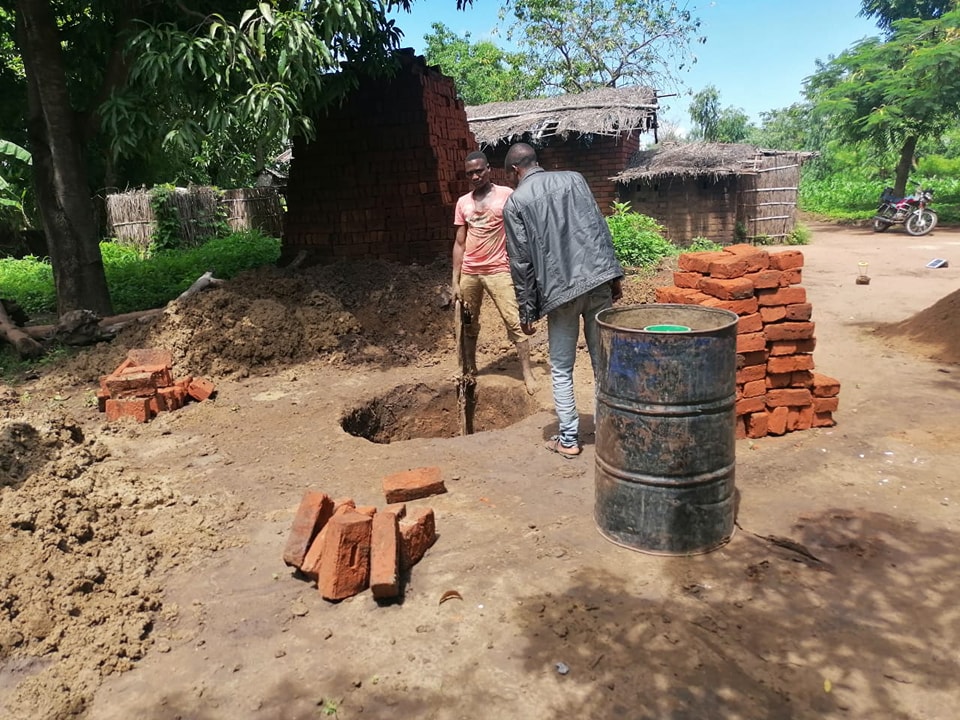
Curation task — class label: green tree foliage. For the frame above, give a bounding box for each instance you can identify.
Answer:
[806,8,960,196]
[688,85,756,143]
[860,0,953,31]
[423,22,541,104]
[504,0,705,93]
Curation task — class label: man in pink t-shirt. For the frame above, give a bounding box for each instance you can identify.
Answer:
[453,151,537,394]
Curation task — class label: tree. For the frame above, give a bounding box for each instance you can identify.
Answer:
[860,0,953,31]
[2,1,413,316]
[806,9,960,196]
[423,22,541,104]
[688,85,755,143]
[504,0,705,93]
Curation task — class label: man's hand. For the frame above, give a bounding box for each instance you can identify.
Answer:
[611,278,623,303]
[452,281,462,303]
[521,322,536,336]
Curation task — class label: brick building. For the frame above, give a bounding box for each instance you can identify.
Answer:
[466,86,660,215]
[283,50,474,264]
[613,142,816,245]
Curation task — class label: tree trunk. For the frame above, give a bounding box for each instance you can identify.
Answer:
[16,0,113,317]
[893,135,918,198]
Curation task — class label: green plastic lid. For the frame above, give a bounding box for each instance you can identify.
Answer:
[643,324,692,333]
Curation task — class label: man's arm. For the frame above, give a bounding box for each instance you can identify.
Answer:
[452,224,466,301]
[503,202,538,327]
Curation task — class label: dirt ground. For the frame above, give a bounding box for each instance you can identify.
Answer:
[2,221,960,720]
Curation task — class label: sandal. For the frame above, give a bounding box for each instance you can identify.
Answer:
[544,435,581,459]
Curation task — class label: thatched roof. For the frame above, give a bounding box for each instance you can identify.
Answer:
[613,142,817,182]
[466,86,658,147]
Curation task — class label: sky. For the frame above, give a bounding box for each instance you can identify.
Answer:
[388,0,881,131]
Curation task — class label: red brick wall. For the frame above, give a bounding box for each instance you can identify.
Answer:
[484,132,641,215]
[284,53,475,264]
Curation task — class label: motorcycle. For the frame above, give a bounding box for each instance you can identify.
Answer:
[872,185,938,236]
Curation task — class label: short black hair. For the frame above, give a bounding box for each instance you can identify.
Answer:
[465,150,488,164]
[504,143,537,170]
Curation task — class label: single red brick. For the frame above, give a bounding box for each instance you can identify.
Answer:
[769,249,804,270]
[742,379,766,398]
[737,312,763,334]
[104,397,152,423]
[301,501,355,580]
[105,371,158,398]
[317,511,373,601]
[122,363,173,388]
[148,394,163,416]
[764,322,816,342]
[757,286,807,307]
[759,306,786,324]
[743,269,782,289]
[384,502,407,519]
[769,339,817,356]
[814,396,840,413]
[765,372,793,389]
[767,354,815,374]
[767,406,789,435]
[766,388,813,407]
[725,247,771,273]
[736,364,766,384]
[736,395,765,415]
[812,372,841,397]
[678,250,726,274]
[791,370,815,387]
[780,268,803,286]
[813,411,836,428]
[355,505,378,517]
[655,287,710,305]
[382,467,447,504]
[738,350,768,367]
[370,511,401,600]
[158,386,185,411]
[708,256,751,279]
[786,405,814,432]
[735,416,747,440]
[399,507,437,571]
[783,303,813,321]
[127,348,174,368]
[174,375,194,392]
[187,377,216,401]
[701,296,759,316]
[700,276,755,301]
[282,492,335,569]
[672,271,703,289]
[111,358,135,376]
[746,411,769,438]
[736,332,766,353]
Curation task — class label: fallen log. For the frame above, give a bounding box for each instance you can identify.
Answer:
[0,300,44,359]
[5,271,225,357]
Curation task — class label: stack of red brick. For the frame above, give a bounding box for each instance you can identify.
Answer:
[97,348,216,423]
[655,244,841,439]
[283,467,446,602]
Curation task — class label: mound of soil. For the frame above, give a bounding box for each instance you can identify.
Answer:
[874,287,960,364]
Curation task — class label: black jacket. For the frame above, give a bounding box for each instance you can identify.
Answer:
[503,167,623,324]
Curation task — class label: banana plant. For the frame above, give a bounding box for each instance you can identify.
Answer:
[0,139,32,223]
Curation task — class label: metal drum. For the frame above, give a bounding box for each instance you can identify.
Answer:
[594,304,738,555]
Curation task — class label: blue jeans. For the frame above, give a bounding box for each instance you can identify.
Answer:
[546,284,613,448]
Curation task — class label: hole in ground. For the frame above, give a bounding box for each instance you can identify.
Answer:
[341,382,539,443]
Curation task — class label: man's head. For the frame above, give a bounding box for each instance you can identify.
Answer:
[504,143,538,186]
[464,150,491,191]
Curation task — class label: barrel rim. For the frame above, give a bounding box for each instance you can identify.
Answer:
[596,303,739,334]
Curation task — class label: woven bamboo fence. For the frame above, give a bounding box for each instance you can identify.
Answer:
[105,186,284,251]
[739,155,804,240]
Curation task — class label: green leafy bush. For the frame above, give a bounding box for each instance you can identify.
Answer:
[0,230,281,316]
[687,237,723,252]
[787,224,811,245]
[606,201,676,268]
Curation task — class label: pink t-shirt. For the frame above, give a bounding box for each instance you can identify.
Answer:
[454,184,513,275]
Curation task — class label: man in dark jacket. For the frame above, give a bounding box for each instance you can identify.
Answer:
[502,142,623,458]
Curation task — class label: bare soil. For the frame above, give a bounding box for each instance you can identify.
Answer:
[2,222,960,720]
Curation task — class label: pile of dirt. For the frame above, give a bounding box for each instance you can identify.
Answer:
[0,407,246,719]
[874,287,960,364]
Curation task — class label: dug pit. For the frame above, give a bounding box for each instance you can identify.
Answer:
[341,382,540,443]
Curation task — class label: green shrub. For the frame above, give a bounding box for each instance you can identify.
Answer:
[687,237,723,252]
[787,223,811,245]
[0,230,281,316]
[606,201,675,268]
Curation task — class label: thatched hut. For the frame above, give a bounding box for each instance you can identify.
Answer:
[467,87,659,214]
[613,142,816,244]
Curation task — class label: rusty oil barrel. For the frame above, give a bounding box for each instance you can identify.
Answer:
[594,304,738,555]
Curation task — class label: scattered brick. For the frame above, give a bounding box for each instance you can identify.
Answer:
[105,397,152,423]
[121,363,173,388]
[399,507,437,571]
[282,492,335,569]
[187,377,217,402]
[370,511,401,600]
[382,467,447,503]
[96,388,110,413]
[770,249,804,270]
[385,502,407,519]
[355,505,378,517]
[318,511,373,601]
[105,371,158,398]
